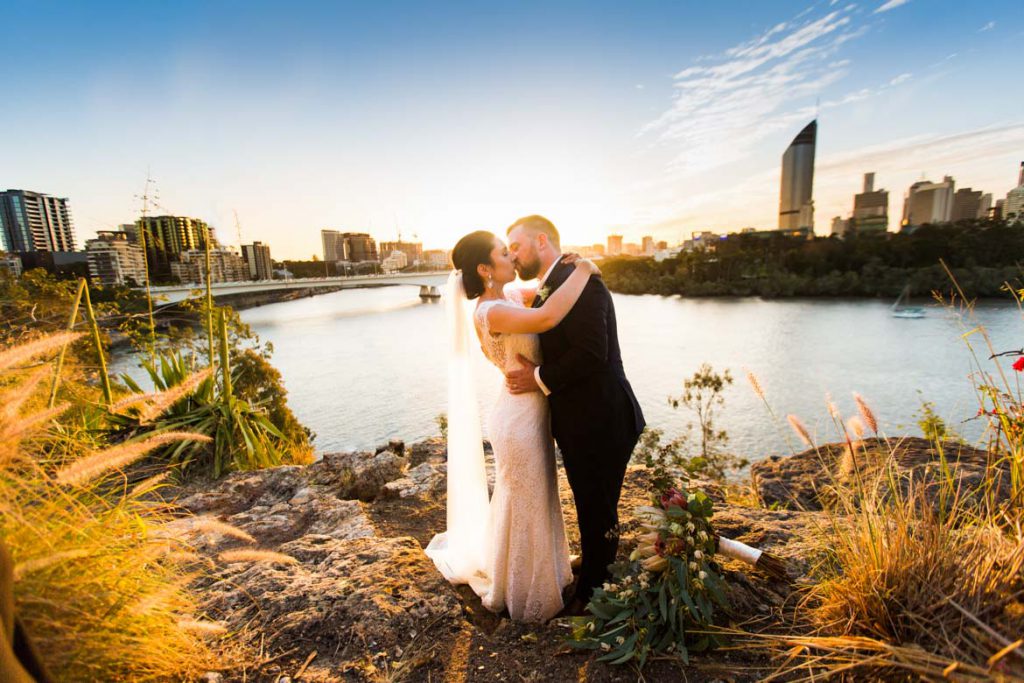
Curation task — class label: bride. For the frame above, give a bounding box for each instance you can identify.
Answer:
[425,229,599,622]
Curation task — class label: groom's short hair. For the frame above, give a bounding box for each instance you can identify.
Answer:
[507,215,560,250]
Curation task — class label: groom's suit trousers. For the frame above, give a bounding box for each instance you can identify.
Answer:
[558,412,639,603]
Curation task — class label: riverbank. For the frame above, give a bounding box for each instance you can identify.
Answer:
[599,220,1024,300]
[161,433,1020,681]
[602,260,1023,299]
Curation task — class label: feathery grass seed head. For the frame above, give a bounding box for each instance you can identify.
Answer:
[129,471,171,497]
[218,549,298,565]
[787,414,814,447]
[853,392,878,433]
[746,371,766,401]
[189,518,256,544]
[0,332,83,372]
[846,415,866,439]
[55,432,211,486]
[12,549,91,581]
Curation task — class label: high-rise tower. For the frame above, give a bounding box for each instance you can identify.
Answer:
[902,176,955,227]
[778,120,817,231]
[0,189,76,253]
[853,172,889,233]
[1005,162,1024,223]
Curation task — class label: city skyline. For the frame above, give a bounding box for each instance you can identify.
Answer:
[2,0,1022,259]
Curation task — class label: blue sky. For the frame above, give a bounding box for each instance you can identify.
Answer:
[2,0,1022,257]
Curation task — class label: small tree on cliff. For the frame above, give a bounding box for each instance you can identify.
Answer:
[670,363,748,480]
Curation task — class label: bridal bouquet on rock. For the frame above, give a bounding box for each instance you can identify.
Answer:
[569,484,728,666]
[569,481,788,667]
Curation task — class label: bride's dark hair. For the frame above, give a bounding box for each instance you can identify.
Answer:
[451,230,496,300]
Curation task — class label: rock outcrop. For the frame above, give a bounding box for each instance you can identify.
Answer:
[170,434,987,681]
[751,436,1011,511]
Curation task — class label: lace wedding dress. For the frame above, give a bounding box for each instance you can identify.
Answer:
[427,287,572,623]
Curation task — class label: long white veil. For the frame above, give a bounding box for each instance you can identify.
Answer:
[424,271,490,587]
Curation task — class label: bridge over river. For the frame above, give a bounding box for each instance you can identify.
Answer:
[143,272,450,305]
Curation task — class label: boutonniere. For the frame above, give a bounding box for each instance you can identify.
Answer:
[537,286,552,303]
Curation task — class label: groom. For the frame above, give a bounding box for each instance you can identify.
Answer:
[505,215,645,616]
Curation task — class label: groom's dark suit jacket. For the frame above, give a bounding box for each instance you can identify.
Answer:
[533,261,645,454]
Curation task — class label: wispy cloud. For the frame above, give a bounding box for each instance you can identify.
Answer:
[874,0,911,14]
[979,21,996,32]
[816,123,1024,175]
[641,7,864,175]
[930,52,958,68]
[888,72,912,86]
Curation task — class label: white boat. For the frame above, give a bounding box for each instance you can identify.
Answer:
[892,285,926,318]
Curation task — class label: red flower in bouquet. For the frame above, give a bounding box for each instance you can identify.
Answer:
[659,488,688,511]
[664,537,687,556]
[1013,356,1024,373]
[654,537,666,556]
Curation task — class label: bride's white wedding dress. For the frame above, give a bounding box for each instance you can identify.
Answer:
[426,287,572,623]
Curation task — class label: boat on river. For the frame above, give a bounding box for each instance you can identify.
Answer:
[892,285,926,318]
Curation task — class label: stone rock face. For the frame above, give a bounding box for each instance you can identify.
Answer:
[309,449,408,501]
[407,436,446,466]
[171,446,462,680]
[751,437,1011,511]
[382,461,447,500]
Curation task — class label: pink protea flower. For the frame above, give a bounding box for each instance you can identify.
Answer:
[659,488,687,511]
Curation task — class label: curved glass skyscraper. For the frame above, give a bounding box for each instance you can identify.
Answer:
[778,120,817,231]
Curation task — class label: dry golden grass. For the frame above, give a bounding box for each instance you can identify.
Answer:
[805,474,1024,672]
[767,416,1024,679]
[736,631,1014,682]
[749,323,1024,681]
[0,338,230,681]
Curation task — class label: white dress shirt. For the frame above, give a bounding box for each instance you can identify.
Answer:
[533,259,562,396]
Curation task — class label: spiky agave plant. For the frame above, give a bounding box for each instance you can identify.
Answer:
[114,347,294,477]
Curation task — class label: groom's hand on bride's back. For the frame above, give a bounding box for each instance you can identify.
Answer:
[506,354,541,394]
[560,252,581,264]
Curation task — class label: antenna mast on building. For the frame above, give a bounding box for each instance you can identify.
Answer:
[135,170,161,221]
[133,169,162,361]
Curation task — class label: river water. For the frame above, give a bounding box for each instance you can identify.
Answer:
[115,286,1023,461]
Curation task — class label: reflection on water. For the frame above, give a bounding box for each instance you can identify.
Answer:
[114,286,1023,461]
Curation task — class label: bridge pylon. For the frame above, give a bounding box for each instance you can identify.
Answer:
[419,285,441,301]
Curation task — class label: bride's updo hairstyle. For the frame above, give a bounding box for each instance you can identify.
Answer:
[451,230,496,300]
